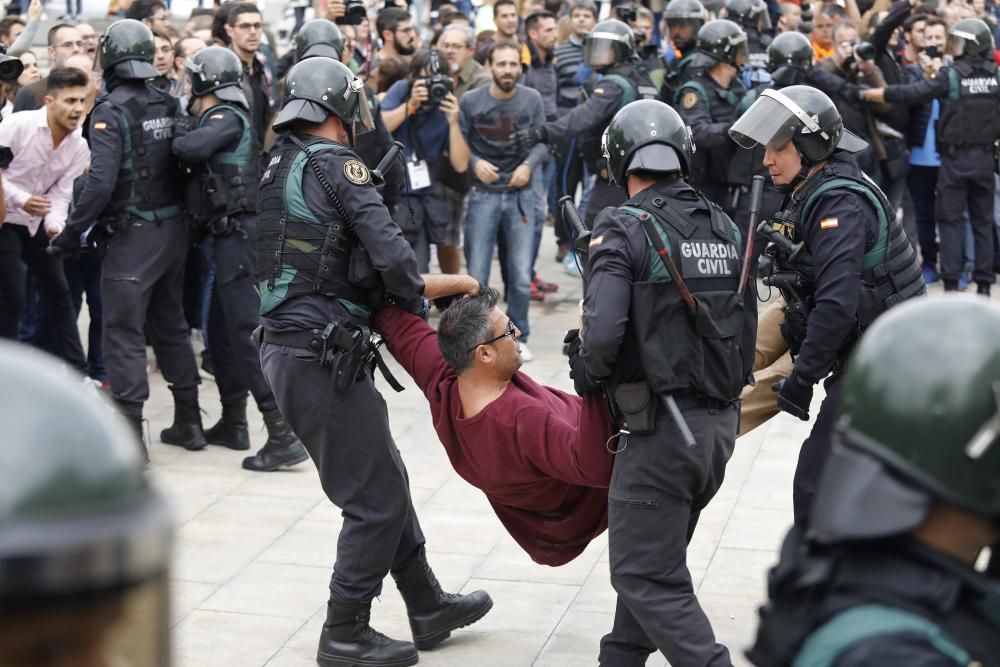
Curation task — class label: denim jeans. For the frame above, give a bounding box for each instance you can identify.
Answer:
[464,186,534,342]
[530,156,555,278]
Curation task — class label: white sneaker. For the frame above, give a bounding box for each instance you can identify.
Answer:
[519,343,533,362]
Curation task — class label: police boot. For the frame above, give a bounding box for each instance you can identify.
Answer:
[391,549,493,649]
[160,400,208,451]
[977,283,992,297]
[204,399,250,450]
[317,595,418,667]
[241,408,309,472]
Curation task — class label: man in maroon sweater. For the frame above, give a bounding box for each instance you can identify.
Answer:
[373,275,614,566]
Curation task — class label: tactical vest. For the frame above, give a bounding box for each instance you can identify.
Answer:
[773,160,925,329]
[256,136,368,315]
[101,86,182,222]
[661,52,697,104]
[183,104,257,225]
[746,30,771,71]
[581,64,659,172]
[618,188,756,402]
[938,59,1000,149]
[677,75,747,189]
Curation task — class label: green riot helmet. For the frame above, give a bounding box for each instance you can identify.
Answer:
[809,296,1000,544]
[690,19,750,69]
[0,341,173,666]
[729,85,868,164]
[186,46,249,109]
[584,19,636,71]
[272,56,375,136]
[949,17,995,58]
[603,99,694,184]
[98,18,159,80]
[726,0,771,32]
[664,0,705,53]
[295,19,345,62]
[767,30,813,87]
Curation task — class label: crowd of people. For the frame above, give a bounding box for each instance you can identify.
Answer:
[0,0,997,666]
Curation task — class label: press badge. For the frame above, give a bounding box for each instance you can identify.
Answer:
[407,158,431,190]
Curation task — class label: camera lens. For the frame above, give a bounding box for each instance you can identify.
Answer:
[855,41,876,61]
[0,56,23,83]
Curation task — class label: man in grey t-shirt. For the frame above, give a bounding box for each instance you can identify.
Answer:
[455,40,547,361]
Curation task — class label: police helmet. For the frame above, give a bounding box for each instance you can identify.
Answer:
[664,0,705,51]
[726,0,771,32]
[186,46,249,108]
[691,19,750,69]
[98,18,159,80]
[584,19,635,71]
[949,17,995,58]
[809,296,1000,544]
[273,56,375,135]
[603,99,694,184]
[295,19,346,62]
[729,85,868,163]
[0,341,173,665]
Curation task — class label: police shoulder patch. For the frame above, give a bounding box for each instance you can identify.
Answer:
[681,91,699,110]
[344,159,370,185]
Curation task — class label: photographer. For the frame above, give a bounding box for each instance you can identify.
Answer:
[381,49,469,273]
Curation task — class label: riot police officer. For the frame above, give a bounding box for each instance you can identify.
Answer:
[0,341,173,667]
[747,296,1000,667]
[862,18,1000,295]
[766,30,813,88]
[256,57,492,667]
[50,19,205,456]
[295,18,345,61]
[580,99,756,666]
[726,0,772,71]
[172,46,308,472]
[660,0,707,101]
[512,19,659,227]
[677,19,751,214]
[729,85,925,524]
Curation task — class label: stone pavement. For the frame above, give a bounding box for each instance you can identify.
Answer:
[140,230,815,667]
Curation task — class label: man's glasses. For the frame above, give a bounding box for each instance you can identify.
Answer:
[467,320,516,352]
[234,22,263,32]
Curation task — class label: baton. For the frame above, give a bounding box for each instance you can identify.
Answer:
[370,140,404,187]
[736,175,765,298]
[662,394,698,449]
[559,194,593,258]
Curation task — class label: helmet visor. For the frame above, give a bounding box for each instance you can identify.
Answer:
[948,30,975,57]
[350,77,375,135]
[585,33,628,68]
[728,88,815,150]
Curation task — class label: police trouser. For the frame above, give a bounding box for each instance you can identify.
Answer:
[936,147,996,286]
[584,177,629,229]
[206,213,277,414]
[599,398,737,667]
[792,373,843,525]
[101,217,200,414]
[738,298,793,437]
[260,342,426,601]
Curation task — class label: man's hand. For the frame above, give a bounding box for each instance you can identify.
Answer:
[48,229,81,256]
[918,52,943,77]
[45,224,63,240]
[409,80,429,107]
[27,0,42,22]
[420,273,480,300]
[508,163,532,188]
[23,195,51,217]
[474,159,500,184]
[440,93,460,125]
[772,372,814,421]
[861,87,886,104]
[326,0,346,20]
[511,126,547,155]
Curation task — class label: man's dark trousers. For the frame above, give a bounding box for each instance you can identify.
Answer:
[936,148,996,286]
[908,165,939,269]
[65,253,106,380]
[792,374,844,525]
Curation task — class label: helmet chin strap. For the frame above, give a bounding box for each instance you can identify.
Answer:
[777,156,819,194]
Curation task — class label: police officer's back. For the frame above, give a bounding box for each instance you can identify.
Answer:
[748,297,1000,667]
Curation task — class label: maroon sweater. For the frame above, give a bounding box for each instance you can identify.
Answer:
[375,305,614,566]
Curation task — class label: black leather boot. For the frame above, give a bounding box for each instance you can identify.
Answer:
[160,400,207,451]
[241,408,309,471]
[116,400,148,463]
[204,399,250,450]
[317,596,418,667]
[977,283,992,297]
[392,550,493,649]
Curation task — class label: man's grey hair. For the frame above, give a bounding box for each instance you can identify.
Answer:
[442,23,475,48]
[438,287,500,373]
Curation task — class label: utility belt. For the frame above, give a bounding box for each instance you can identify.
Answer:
[255,321,404,393]
[606,381,731,454]
[85,205,182,252]
[201,215,245,239]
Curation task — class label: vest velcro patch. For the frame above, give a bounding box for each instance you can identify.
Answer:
[820,217,839,230]
[679,240,739,277]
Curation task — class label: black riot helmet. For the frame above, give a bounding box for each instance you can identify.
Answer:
[603,99,695,184]
[691,19,750,69]
[949,17,995,58]
[664,0,705,52]
[584,19,636,71]
[0,341,174,667]
[186,46,249,108]
[295,19,346,62]
[98,18,159,80]
[272,56,375,137]
[767,31,813,87]
[726,0,771,32]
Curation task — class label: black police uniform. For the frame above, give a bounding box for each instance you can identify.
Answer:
[882,58,1000,290]
[256,132,428,601]
[582,179,756,667]
[63,80,200,424]
[748,531,1000,667]
[172,104,280,421]
[764,156,924,523]
[726,85,785,239]
[660,51,700,105]
[677,71,749,214]
[544,63,659,227]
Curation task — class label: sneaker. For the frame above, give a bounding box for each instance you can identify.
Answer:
[519,343,533,362]
[530,282,545,302]
[563,253,582,277]
[959,273,971,291]
[532,275,559,293]
[555,242,569,263]
[921,265,938,285]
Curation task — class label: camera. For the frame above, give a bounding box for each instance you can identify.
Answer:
[924,45,941,59]
[339,0,367,26]
[424,73,453,106]
[853,40,876,61]
[0,45,23,84]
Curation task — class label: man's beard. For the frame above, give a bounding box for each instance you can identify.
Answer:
[493,75,516,93]
[397,42,416,56]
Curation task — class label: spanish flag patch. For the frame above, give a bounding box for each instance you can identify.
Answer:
[820,217,839,230]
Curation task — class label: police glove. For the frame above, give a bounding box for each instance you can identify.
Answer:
[47,229,82,256]
[772,372,814,421]
[511,126,548,155]
[564,329,602,397]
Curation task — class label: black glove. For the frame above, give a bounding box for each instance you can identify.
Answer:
[772,372,814,421]
[563,328,581,357]
[564,329,602,396]
[47,229,82,256]
[511,126,547,155]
